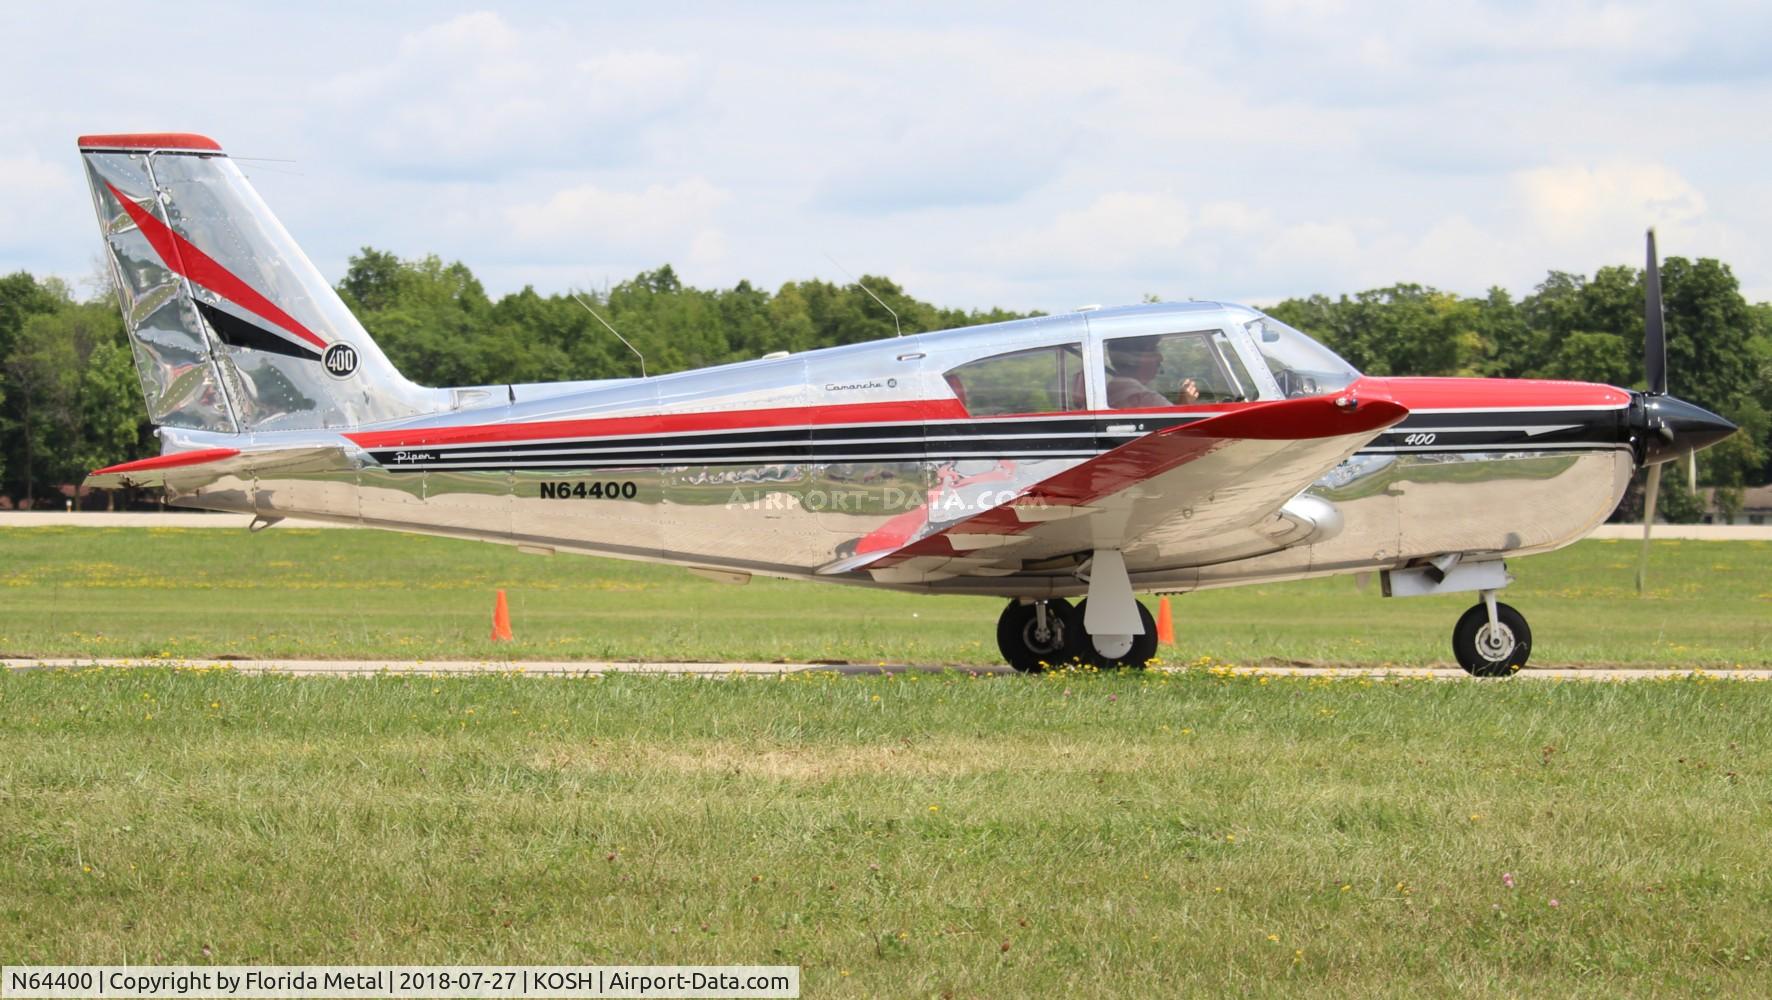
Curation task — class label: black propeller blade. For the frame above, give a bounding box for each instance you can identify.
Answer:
[1637,229,1666,594]
[1644,228,1667,396]
[1635,462,1661,595]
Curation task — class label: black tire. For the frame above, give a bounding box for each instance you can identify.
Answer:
[996,599,1081,673]
[1073,598,1159,670]
[1452,602,1531,677]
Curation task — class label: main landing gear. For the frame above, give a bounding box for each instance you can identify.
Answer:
[996,598,1159,672]
[999,549,1161,672]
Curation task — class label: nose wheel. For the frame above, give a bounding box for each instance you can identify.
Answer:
[1452,596,1531,677]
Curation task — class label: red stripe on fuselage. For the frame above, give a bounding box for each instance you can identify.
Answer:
[344,399,975,449]
[102,181,329,353]
[1356,376,1630,410]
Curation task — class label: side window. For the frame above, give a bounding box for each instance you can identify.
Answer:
[943,343,1086,416]
[1104,330,1254,409]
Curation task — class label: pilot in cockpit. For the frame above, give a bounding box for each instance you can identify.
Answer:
[1106,336,1199,409]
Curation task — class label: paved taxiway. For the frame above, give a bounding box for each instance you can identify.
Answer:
[4,658,1767,680]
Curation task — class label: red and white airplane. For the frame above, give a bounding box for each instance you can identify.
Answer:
[79,132,1736,675]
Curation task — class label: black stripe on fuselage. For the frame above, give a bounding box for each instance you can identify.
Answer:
[364,414,1202,470]
[1374,408,1626,452]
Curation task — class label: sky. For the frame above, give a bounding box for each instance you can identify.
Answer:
[4,1,1769,314]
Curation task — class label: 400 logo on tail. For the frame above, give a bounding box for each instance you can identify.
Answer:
[322,343,359,379]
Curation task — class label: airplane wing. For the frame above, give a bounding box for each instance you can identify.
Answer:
[821,393,1408,584]
[85,445,356,491]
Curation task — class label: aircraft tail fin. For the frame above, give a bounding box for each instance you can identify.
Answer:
[77,132,448,434]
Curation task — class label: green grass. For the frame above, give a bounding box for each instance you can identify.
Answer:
[0,528,1768,666]
[2,666,1768,996]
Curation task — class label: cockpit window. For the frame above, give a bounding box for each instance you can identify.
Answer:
[1244,315,1361,398]
[943,343,1085,416]
[1104,330,1253,409]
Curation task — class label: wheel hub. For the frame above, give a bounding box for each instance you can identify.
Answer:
[1475,622,1516,661]
[1021,618,1065,655]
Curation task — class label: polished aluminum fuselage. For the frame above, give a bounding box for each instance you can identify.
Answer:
[150,301,1636,597]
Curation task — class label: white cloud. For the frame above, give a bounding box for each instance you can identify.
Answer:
[505,177,728,257]
[0,153,69,193]
[315,12,703,174]
[991,192,1192,276]
[1514,161,1707,238]
[0,154,83,256]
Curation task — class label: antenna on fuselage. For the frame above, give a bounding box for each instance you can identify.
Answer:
[571,293,648,379]
[823,251,902,338]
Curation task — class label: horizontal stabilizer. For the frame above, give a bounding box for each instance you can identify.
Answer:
[85,445,356,491]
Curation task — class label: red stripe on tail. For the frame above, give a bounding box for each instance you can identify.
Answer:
[102,180,329,352]
[79,133,223,152]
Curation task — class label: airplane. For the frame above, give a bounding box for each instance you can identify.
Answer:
[76,132,1738,676]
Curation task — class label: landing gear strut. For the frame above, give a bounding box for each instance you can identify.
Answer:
[1452,591,1531,677]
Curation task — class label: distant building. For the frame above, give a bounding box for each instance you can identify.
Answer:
[1702,484,1772,526]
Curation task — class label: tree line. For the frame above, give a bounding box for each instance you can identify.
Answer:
[1,250,1766,517]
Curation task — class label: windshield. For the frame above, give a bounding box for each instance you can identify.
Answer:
[1243,315,1360,398]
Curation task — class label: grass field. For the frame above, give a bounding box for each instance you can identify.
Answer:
[2,665,1769,996]
[0,527,1768,667]
[3,529,1771,995]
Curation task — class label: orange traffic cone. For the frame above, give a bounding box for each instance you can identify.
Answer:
[491,589,514,642]
[1155,596,1175,645]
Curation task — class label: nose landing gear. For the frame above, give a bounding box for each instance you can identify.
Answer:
[1384,559,1532,678]
[1452,591,1532,677]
